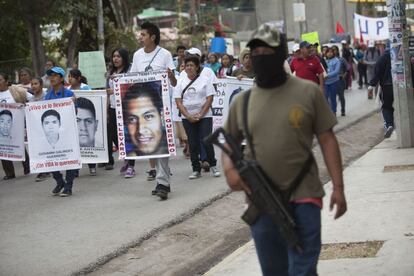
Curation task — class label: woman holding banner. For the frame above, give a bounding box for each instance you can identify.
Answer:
[105,48,130,172]
[174,56,220,180]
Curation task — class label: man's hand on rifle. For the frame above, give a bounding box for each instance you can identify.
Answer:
[221,150,251,195]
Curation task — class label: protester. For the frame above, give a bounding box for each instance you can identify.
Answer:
[232,48,255,80]
[68,69,91,90]
[17,67,33,92]
[290,41,325,92]
[341,40,354,89]
[41,59,56,89]
[130,21,177,199]
[0,72,31,180]
[364,41,381,98]
[332,45,348,116]
[175,56,220,179]
[324,47,342,114]
[106,48,130,171]
[217,54,236,78]
[222,22,347,275]
[205,53,221,75]
[29,77,47,102]
[173,45,186,71]
[355,44,368,89]
[44,66,77,197]
[368,45,394,138]
[28,77,52,182]
[311,42,328,70]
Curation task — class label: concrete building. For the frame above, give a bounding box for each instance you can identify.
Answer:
[255,0,357,43]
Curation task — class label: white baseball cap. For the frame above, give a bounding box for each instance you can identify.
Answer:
[185,47,202,57]
[292,43,300,53]
[341,40,347,44]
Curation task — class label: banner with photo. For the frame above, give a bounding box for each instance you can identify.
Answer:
[112,71,176,160]
[212,76,254,130]
[0,103,26,161]
[26,98,82,173]
[73,90,108,164]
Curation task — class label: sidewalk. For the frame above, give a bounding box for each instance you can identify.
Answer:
[205,133,414,276]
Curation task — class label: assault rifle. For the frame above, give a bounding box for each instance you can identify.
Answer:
[204,128,303,252]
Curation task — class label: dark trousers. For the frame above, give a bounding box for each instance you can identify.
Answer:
[337,78,346,114]
[182,118,216,172]
[358,63,368,87]
[380,85,394,128]
[107,108,121,166]
[1,149,30,177]
[52,169,77,190]
[324,80,339,114]
[251,203,321,276]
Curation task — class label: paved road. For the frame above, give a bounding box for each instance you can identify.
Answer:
[0,84,379,275]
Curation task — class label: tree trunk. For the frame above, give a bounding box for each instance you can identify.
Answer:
[26,16,45,77]
[67,19,79,68]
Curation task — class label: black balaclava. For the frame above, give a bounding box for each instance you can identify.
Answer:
[250,34,288,89]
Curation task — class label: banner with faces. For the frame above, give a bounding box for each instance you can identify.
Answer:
[25,98,81,173]
[73,90,108,164]
[112,71,176,160]
[0,103,26,161]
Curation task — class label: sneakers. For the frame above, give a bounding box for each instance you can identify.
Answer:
[211,166,221,177]
[52,184,64,195]
[124,167,135,178]
[35,173,50,182]
[105,164,114,170]
[384,126,394,138]
[188,171,201,180]
[59,189,72,197]
[202,161,210,172]
[152,184,170,200]
[120,162,129,173]
[89,168,97,176]
[147,169,156,181]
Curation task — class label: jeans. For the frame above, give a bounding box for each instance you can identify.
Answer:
[380,85,394,128]
[182,117,217,172]
[52,169,77,190]
[324,80,339,114]
[107,108,118,166]
[251,203,321,276]
[155,157,170,186]
[358,63,367,87]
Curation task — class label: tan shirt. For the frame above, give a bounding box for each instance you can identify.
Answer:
[224,76,337,200]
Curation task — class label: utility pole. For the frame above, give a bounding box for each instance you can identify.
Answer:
[387,0,414,147]
[97,0,105,52]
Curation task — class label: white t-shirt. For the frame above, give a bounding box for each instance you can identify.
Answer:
[179,66,219,85]
[173,75,215,118]
[0,90,16,103]
[130,46,175,72]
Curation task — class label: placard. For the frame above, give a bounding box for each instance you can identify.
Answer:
[78,51,107,89]
[112,71,176,160]
[73,90,108,164]
[0,103,25,161]
[26,98,82,173]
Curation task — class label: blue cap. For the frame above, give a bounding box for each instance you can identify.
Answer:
[299,41,311,49]
[46,67,65,77]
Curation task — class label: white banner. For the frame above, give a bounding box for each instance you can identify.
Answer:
[113,71,176,160]
[212,76,254,130]
[354,13,389,42]
[0,103,25,161]
[73,90,108,164]
[26,98,82,173]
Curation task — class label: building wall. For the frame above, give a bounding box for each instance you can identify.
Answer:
[255,0,357,43]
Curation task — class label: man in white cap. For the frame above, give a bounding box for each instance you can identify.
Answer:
[222,22,347,275]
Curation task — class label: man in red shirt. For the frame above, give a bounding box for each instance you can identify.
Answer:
[291,41,325,91]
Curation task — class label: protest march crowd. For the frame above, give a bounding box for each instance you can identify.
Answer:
[0,20,393,202]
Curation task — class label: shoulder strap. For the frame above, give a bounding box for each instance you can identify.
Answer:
[147,47,162,69]
[242,89,256,160]
[180,74,200,99]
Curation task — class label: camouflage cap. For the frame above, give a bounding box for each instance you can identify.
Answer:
[247,22,282,49]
